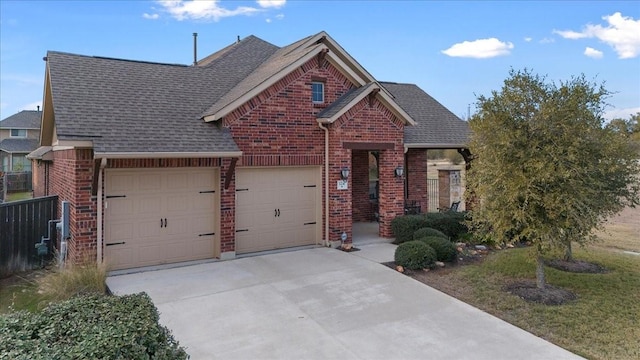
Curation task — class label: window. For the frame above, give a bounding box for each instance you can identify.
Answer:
[311,82,324,103]
[12,154,31,172]
[10,129,27,138]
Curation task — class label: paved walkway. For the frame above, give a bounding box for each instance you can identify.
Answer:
[107,245,582,359]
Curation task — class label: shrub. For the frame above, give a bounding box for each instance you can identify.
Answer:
[413,227,448,240]
[0,293,188,359]
[394,241,437,270]
[417,236,457,262]
[392,212,470,244]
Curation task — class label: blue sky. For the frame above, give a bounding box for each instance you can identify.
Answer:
[1,0,639,121]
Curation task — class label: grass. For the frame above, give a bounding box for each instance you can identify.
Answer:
[453,248,639,359]
[4,191,33,202]
[0,262,107,314]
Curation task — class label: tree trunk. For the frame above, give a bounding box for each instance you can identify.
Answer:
[536,255,546,289]
[564,240,573,261]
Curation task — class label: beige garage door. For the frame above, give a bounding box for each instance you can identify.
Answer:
[235,167,321,254]
[105,167,219,270]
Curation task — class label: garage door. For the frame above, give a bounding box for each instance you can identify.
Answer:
[235,167,321,254]
[105,167,219,270]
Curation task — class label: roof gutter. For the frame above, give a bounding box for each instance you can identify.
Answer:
[404,143,469,151]
[93,151,243,159]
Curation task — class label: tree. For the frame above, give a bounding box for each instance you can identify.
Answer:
[466,69,640,289]
[607,112,640,154]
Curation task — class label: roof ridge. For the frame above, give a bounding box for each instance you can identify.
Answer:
[47,51,188,67]
[197,35,279,68]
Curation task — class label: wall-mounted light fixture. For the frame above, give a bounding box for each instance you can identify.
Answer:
[340,167,350,180]
[394,165,404,178]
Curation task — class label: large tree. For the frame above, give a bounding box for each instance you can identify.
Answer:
[467,69,640,289]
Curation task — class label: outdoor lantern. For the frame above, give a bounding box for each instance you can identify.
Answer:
[340,167,350,180]
[394,165,404,177]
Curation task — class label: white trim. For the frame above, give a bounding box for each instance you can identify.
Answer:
[53,140,94,148]
[317,83,378,123]
[325,52,366,87]
[97,158,107,264]
[204,45,330,122]
[94,151,242,159]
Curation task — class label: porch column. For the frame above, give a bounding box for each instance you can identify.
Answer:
[378,148,404,238]
[406,149,428,213]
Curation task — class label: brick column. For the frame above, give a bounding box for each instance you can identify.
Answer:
[406,149,428,213]
[438,170,450,209]
[378,148,404,238]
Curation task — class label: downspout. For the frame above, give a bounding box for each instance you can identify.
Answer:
[96,158,107,264]
[318,122,330,246]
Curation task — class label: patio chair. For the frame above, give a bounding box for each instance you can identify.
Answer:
[438,201,460,213]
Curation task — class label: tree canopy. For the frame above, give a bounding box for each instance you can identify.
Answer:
[466,69,640,288]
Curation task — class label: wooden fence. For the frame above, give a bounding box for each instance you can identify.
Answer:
[0,195,58,277]
[4,171,33,193]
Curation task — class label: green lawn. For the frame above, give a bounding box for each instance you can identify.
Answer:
[419,246,640,360]
[4,191,33,202]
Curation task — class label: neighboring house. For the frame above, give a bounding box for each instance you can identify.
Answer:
[30,32,469,270]
[0,110,41,173]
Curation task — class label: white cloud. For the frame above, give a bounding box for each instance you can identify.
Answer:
[524,37,533,42]
[584,47,603,59]
[275,13,284,20]
[265,18,272,23]
[554,12,640,59]
[257,0,286,9]
[604,107,640,121]
[442,38,514,59]
[553,30,588,39]
[539,37,555,44]
[143,13,160,20]
[157,0,261,21]
[20,100,42,112]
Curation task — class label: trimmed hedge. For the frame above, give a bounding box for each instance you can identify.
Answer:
[0,293,188,360]
[394,241,437,270]
[413,227,448,240]
[417,236,457,262]
[392,212,469,244]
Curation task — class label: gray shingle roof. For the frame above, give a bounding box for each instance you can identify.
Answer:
[47,36,279,154]
[0,110,41,129]
[201,37,320,119]
[381,82,470,147]
[0,138,39,153]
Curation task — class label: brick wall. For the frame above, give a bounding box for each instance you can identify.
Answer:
[328,98,405,241]
[406,149,428,212]
[51,149,96,264]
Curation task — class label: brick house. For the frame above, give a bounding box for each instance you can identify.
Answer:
[30,32,469,270]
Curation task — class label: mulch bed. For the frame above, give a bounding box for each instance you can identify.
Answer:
[546,259,608,274]
[505,280,577,305]
[335,246,360,252]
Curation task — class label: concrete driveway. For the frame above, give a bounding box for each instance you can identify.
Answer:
[107,247,582,359]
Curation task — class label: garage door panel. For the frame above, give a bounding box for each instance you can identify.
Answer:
[106,167,218,270]
[236,167,320,254]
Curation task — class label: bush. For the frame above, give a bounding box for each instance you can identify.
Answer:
[394,241,437,270]
[417,236,457,262]
[392,212,469,244]
[0,293,188,359]
[413,227,448,240]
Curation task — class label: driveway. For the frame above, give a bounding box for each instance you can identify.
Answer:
[106,247,582,359]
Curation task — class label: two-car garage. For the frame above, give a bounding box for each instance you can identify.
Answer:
[103,166,322,270]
